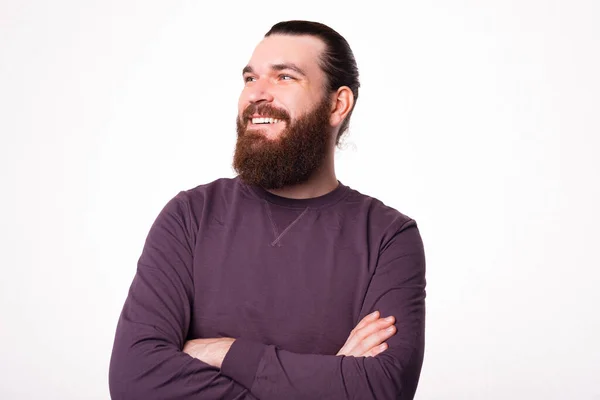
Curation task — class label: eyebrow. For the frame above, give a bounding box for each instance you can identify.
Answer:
[242,63,307,77]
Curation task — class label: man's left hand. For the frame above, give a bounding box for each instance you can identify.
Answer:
[182,338,235,368]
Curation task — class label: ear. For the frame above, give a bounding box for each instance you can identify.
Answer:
[329,86,354,128]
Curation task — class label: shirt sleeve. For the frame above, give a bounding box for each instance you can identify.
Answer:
[108,193,257,400]
[220,219,426,400]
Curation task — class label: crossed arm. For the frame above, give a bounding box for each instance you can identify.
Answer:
[182,310,397,368]
[109,195,426,399]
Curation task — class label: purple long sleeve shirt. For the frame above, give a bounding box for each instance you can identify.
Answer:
[109,177,426,399]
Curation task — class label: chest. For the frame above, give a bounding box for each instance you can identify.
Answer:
[189,208,374,354]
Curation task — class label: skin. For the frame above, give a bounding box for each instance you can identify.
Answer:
[238,34,353,199]
[183,34,395,367]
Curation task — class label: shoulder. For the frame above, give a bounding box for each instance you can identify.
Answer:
[170,177,241,211]
[179,177,238,201]
[344,185,416,233]
[344,187,425,268]
[339,185,422,257]
[157,177,240,228]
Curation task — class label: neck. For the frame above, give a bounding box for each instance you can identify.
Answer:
[266,151,337,199]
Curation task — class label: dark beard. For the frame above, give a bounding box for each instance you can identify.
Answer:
[233,97,331,190]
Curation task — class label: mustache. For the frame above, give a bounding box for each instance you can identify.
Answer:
[242,103,290,122]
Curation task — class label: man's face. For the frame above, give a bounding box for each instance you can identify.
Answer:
[233,34,333,189]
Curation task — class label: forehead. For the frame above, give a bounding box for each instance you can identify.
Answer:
[247,34,326,76]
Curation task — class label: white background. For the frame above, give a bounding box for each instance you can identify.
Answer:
[1,0,599,399]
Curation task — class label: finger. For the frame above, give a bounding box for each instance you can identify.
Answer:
[341,317,396,356]
[353,311,380,332]
[354,316,395,342]
[359,323,396,353]
[363,342,388,357]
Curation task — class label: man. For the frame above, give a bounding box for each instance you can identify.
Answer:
[109,20,426,399]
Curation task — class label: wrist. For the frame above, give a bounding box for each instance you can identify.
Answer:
[214,338,235,368]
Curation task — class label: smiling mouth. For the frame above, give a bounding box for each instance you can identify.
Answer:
[249,117,283,125]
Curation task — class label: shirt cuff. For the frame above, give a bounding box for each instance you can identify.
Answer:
[220,338,266,390]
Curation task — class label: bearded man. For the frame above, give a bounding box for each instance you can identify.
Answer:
[109,20,426,400]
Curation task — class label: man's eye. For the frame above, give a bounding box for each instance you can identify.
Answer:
[280,75,294,81]
[244,76,256,83]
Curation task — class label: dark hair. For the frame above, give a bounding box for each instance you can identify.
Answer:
[265,20,360,144]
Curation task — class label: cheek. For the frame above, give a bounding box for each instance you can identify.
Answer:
[276,93,303,117]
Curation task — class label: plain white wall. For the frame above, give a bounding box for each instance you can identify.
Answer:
[1,0,599,398]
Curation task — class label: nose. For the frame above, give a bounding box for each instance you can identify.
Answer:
[247,78,274,104]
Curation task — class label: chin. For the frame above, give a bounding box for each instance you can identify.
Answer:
[246,128,285,141]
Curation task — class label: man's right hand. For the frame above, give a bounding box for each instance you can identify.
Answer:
[336,311,396,357]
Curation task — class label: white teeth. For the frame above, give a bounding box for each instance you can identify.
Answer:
[251,117,280,124]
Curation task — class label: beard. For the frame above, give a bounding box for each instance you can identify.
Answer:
[233,96,331,190]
